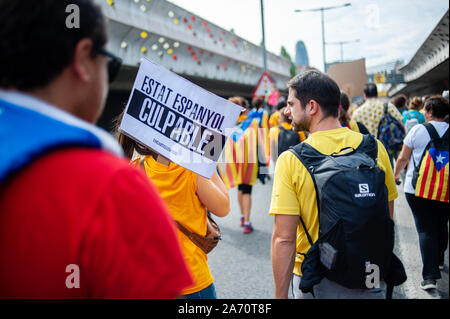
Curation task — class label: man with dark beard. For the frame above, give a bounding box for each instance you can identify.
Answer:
[269,71,400,299]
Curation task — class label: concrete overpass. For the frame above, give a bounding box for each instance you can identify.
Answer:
[389,10,449,97]
[94,0,291,131]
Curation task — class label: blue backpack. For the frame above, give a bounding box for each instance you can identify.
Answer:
[377,103,405,153]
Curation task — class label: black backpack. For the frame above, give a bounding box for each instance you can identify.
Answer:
[277,125,301,156]
[289,135,405,294]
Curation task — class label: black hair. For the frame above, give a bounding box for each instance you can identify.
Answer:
[338,91,350,126]
[391,94,408,110]
[0,0,107,90]
[424,96,449,122]
[287,70,341,118]
[364,83,378,98]
[252,97,264,109]
[276,97,287,111]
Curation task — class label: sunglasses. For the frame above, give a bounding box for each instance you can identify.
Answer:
[97,48,123,84]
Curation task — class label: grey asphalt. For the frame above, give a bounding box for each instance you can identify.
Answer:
[208,178,449,299]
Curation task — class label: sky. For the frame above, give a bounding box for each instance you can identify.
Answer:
[168,0,449,72]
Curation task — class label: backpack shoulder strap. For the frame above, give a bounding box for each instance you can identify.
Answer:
[290,142,326,170]
[357,121,370,135]
[289,143,324,247]
[442,127,449,142]
[355,134,378,163]
[423,123,441,140]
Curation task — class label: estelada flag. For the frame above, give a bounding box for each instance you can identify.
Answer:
[413,124,449,203]
[218,118,259,188]
[218,109,270,188]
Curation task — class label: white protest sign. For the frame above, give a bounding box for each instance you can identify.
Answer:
[120,58,243,178]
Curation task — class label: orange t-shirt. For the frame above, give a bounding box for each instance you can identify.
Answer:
[133,156,213,295]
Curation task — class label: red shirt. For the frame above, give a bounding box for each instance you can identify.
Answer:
[0,149,193,298]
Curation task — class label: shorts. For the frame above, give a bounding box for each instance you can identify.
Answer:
[292,275,386,299]
[184,283,217,299]
[238,184,252,195]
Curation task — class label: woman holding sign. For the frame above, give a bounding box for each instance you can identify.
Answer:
[117,120,230,299]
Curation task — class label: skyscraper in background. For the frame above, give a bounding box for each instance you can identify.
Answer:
[295,41,309,67]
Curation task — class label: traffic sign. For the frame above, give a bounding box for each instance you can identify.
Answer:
[252,72,277,98]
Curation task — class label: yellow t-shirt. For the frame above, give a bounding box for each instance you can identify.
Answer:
[269,127,398,276]
[133,156,213,295]
[269,123,307,162]
[346,119,360,133]
[269,111,280,128]
[269,122,307,145]
[237,114,248,123]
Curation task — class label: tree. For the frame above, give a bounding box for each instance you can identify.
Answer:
[280,46,296,78]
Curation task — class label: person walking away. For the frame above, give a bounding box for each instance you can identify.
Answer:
[393,96,449,291]
[352,83,405,167]
[338,91,369,134]
[269,107,306,164]
[0,0,192,298]
[270,71,405,299]
[237,97,269,233]
[222,96,256,232]
[402,97,426,134]
[391,94,408,115]
[269,99,287,128]
[117,124,230,299]
[229,96,250,124]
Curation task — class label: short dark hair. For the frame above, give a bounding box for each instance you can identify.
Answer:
[0,0,107,90]
[424,96,449,120]
[364,83,378,98]
[287,70,341,118]
[391,94,407,109]
[276,97,286,111]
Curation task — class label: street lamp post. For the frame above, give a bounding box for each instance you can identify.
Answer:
[260,0,267,72]
[326,39,360,62]
[295,3,351,72]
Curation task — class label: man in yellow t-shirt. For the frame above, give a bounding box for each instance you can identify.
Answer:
[270,71,398,299]
[269,99,287,128]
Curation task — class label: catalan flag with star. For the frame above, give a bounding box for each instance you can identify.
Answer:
[218,109,270,189]
[414,125,449,203]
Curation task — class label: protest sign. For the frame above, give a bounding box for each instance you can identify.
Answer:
[120,58,243,178]
[327,58,367,102]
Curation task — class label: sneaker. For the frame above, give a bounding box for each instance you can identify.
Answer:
[420,279,437,290]
[243,224,253,234]
[240,216,245,227]
[439,264,444,271]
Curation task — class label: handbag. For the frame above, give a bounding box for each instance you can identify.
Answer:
[176,213,221,254]
[138,157,221,254]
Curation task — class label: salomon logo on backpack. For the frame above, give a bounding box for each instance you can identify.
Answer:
[277,125,301,156]
[290,135,404,293]
[377,103,405,153]
[412,123,449,203]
